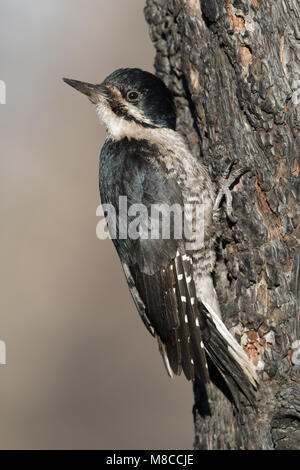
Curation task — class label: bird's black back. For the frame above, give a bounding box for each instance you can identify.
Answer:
[99,137,183,274]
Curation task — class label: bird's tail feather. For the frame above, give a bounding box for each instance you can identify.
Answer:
[200,300,258,404]
[157,337,174,378]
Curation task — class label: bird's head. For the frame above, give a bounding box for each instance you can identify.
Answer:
[63,68,176,139]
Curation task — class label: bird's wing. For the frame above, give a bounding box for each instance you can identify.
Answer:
[123,250,209,383]
[100,139,208,382]
[121,262,155,337]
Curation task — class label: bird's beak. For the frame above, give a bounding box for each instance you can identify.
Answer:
[63,78,107,104]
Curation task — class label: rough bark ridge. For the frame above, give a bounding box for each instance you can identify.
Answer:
[145,0,300,450]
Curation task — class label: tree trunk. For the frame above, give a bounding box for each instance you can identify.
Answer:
[145,0,300,450]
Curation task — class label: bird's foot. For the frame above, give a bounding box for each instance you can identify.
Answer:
[213,162,250,223]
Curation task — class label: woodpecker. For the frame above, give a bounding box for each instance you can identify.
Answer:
[64,68,258,404]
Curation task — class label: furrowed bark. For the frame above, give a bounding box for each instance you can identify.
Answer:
[145,0,300,450]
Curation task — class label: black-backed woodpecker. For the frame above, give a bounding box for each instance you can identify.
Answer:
[64,68,258,404]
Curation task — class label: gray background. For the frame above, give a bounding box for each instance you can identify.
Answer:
[0,0,194,449]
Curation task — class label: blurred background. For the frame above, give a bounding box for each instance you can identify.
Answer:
[0,0,194,450]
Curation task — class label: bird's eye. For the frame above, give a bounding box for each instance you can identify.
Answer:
[126,90,140,102]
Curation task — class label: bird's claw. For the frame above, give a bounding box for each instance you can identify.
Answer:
[213,162,250,223]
